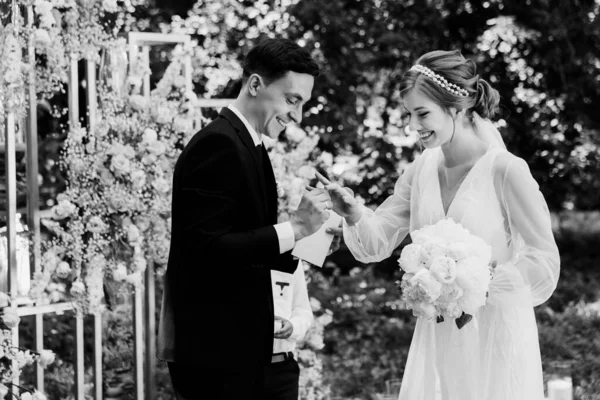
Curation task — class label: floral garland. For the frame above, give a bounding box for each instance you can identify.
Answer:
[30,48,205,314]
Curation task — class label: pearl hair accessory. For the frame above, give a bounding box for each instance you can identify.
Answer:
[410,64,470,97]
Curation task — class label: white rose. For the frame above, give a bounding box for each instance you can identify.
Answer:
[102,0,118,12]
[446,241,470,261]
[455,257,491,291]
[130,170,146,191]
[437,283,464,304]
[50,291,61,303]
[297,165,315,180]
[318,312,333,327]
[142,128,158,144]
[410,269,442,302]
[2,307,20,328]
[51,199,76,219]
[152,178,170,194]
[110,153,131,175]
[173,115,194,134]
[411,301,437,320]
[86,216,106,233]
[55,262,71,279]
[34,28,51,46]
[126,224,141,243]
[173,75,187,88]
[148,140,166,155]
[398,243,425,273]
[98,168,114,185]
[285,124,307,142]
[38,349,56,368]
[429,256,457,284]
[129,95,148,111]
[70,281,86,296]
[108,194,128,213]
[457,288,488,314]
[112,263,127,281]
[420,241,448,268]
[133,215,151,232]
[0,292,10,308]
[142,154,157,166]
[153,106,172,124]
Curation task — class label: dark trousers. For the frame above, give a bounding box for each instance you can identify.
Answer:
[263,357,300,400]
[168,362,265,400]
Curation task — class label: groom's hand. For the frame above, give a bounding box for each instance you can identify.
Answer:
[290,187,331,241]
[274,316,293,339]
[315,172,362,225]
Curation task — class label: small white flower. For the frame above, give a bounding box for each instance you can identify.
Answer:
[86,216,107,233]
[102,0,118,12]
[2,307,20,328]
[55,262,72,279]
[32,391,47,400]
[148,140,166,155]
[126,224,141,243]
[38,350,56,368]
[70,281,86,296]
[112,263,128,281]
[129,95,148,111]
[125,272,142,287]
[142,128,158,144]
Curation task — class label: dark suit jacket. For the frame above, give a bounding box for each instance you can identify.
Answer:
[157,107,298,370]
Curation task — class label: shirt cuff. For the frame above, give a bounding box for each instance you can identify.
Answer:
[274,221,295,254]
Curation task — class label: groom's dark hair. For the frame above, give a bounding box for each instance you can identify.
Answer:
[242,38,319,85]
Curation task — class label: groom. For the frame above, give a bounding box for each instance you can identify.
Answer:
[158,38,331,399]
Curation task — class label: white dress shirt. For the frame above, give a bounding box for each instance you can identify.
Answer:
[271,262,313,354]
[227,104,295,254]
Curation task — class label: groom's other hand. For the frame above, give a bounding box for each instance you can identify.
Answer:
[290,187,331,241]
[315,171,362,225]
[274,316,294,339]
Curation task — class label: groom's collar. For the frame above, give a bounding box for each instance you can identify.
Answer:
[221,104,262,146]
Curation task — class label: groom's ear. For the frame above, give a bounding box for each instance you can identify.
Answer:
[247,74,263,97]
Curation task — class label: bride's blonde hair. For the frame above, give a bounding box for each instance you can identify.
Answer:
[399,50,500,119]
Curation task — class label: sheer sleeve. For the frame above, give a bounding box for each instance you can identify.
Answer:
[489,154,560,307]
[342,161,415,263]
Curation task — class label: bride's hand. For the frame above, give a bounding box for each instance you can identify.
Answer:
[315,172,362,225]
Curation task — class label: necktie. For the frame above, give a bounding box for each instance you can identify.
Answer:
[255,143,263,164]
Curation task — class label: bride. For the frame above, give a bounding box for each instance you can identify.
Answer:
[322,50,560,400]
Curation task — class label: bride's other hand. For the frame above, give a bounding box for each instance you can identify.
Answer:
[315,171,362,225]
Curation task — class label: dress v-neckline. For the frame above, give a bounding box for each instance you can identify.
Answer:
[435,147,491,217]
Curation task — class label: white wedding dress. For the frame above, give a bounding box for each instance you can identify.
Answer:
[343,142,560,400]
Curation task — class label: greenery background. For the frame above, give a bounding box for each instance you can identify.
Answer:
[11,0,600,399]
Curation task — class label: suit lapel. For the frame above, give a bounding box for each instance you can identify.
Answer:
[219,108,269,219]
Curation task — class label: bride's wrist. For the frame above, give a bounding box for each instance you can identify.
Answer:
[345,209,362,226]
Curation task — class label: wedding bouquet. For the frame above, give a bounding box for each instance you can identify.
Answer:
[397,219,495,329]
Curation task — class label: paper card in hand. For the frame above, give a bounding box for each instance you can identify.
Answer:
[291,212,342,267]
